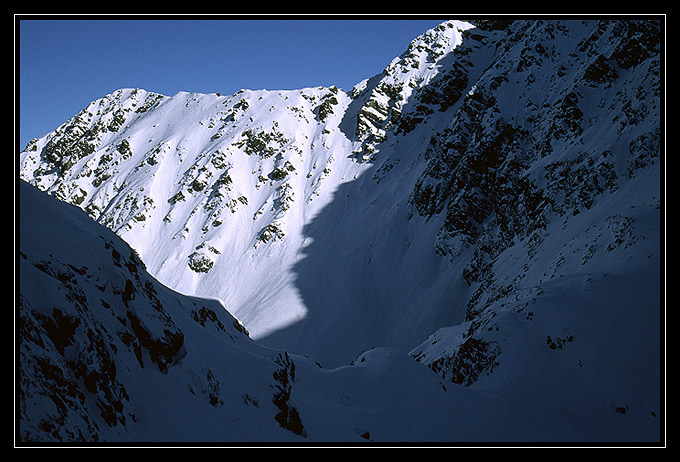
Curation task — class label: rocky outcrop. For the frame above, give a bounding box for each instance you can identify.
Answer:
[404,19,660,386]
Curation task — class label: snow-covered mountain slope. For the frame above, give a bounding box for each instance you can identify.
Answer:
[18,18,663,443]
[19,180,284,442]
[21,181,442,443]
[17,180,660,443]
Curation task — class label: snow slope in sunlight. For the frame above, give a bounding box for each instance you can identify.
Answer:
[19,20,477,364]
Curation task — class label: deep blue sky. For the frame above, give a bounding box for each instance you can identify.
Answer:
[17,17,451,149]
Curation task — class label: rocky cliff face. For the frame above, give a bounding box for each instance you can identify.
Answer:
[18,18,663,443]
[405,19,660,385]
